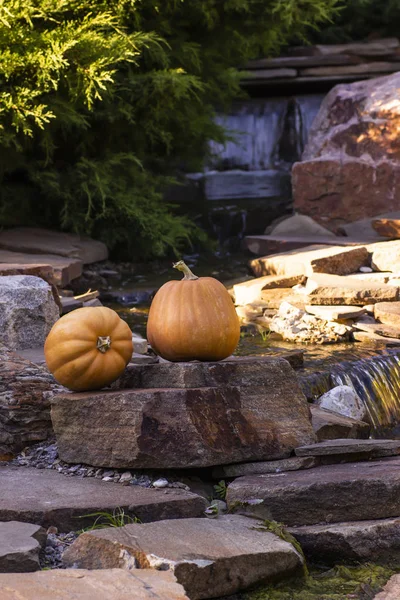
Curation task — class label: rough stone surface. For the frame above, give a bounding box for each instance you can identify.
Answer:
[0,227,108,264]
[295,438,400,458]
[289,518,400,565]
[52,358,316,469]
[63,515,304,600]
[375,302,400,327]
[306,273,399,305]
[0,249,82,287]
[260,288,301,309]
[233,274,305,305]
[0,263,56,285]
[0,521,46,573]
[292,73,400,229]
[318,385,367,421]
[352,331,400,345]
[305,305,366,320]
[0,569,189,600]
[0,345,63,458]
[310,405,370,441]
[375,574,400,600]
[0,276,59,351]
[372,219,400,239]
[0,465,207,531]
[370,240,400,272]
[250,244,369,277]
[269,213,337,237]
[212,456,318,479]
[353,320,400,339]
[227,456,400,526]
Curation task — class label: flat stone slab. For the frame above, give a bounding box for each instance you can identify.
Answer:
[226,456,400,526]
[353,321,400,339]
[0,249,82,287]
[369,239,400,272]
[295,439,400,458]
[244,235,369,257]
[0,263,56,286]
[233,274,305,305]
[0,227,108,264]
[52,358,316,469]
[289,517,400,565]
[375,574,400,600]
[375,302,400,327]
[0,569,188,600]
[310,405,370,442]
[0,466,206,532]
[305,305,366,320]
[63,515,303,600]
[249,244,369,277]
[352,331,400,346]
[212,456,318,479]
[0,521,46,573]
[306,273,399,305]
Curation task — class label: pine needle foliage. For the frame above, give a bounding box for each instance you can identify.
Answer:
[0,0,340,259]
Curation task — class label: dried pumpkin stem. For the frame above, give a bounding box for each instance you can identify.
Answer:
[96,336,111,353]
[173,260,199,280]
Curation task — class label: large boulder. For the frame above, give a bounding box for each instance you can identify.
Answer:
[0,276,59,351]
[52,358,316,469]
[292,72,400,230]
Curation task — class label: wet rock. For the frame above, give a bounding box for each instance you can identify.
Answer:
[51,358,316,469]
[310,405,370,441]
[292,72,400,229]
[375,301,400,327]
[0,569,188,600]
[375,574,400,600]
[295,438,400,459]
[226,456,400,526]
[0,465,207,531]
[317,385,367,421]
[0,521,46,572]
[250,244,369,277]
[289,517,400,565]
[306,273,399,306]
[212,456,318,479]
[63,515,304,599]
[0,276,59,351]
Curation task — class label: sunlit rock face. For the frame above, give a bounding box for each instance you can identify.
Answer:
[292,72,400,230]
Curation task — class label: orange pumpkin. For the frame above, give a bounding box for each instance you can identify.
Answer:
[147,261,240,362]
[44,306,133,391]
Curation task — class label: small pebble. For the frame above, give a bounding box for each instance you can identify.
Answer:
[153,478,169,489]
[359,266,373,273]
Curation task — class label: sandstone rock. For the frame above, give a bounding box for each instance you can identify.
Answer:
[289,517,400,565]
[352,331,400,345]
[375,302,400,326]
[293,73,400,229]
[233,274,305,305]
[372,219,400,239]
[0,276,59,351]
[244,235,364,256]
[226,456,400,526]
[269,214,337,237]
[260,288,303,309]
[0,569,189,600]
[345,272,391,283]
[269,302,351,344]
[63,515,304,599]
[353,321,400,339]
[0,227,108,264]
[0,466,206,531]
[339,212,400,240]
[306,273,398,305]
[0,263,56,285]
[0,250,82,287]
[212,456,318,479]
[52,358,316,469]
[310,405,370,441]
[300,61,400,77]
[0,345,62,457]
[249,244,369,277]
[369,240,400,272]
[305,305,366,320]
[0,521,46,572]
[295,438,400,459]
[235,303,265,323]
[318,385,367,421]
[375,574,400,600]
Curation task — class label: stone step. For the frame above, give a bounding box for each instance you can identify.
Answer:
[0,521,46,573]
[353,321,400,339]
[52,358,315,469]
[0,466,206,532]
[305,304,366,320]
[226,456,400,526]
[306,273,399,305]
[233,274,305,305]
[0,569,188,600]
[249,244,369,278]
[212,456,318,479]
[375,302,400,327]
[244,234,374,256]
[0,250,82,287]
[288,517,400,565]
[62,515,304,599]
[295,439,400,459]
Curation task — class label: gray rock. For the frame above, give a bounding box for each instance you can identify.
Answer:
[318,385,367,421]
[0,465,207,532]
[310,405,370,441]
[212,456,318,479]
[63,515,304,599]
[226,456,400,526]
[0,276,59,351]
[0,521,46,572]
[295,438,400,458]
[289,517,400,565]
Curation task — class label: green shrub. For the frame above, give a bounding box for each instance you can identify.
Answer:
[0,0,340,259]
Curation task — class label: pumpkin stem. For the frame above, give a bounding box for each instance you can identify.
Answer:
[96,336,111,353]
[173,260,199,280]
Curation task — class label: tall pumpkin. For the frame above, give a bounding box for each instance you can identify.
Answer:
[147,261,240,362]
[44,306,133,391]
